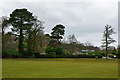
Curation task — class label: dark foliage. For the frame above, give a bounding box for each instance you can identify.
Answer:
[34,54,102,58]
[9,8,36,54]
[51,24,65,42]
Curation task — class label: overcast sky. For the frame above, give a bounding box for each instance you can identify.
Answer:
[0,0,119,47]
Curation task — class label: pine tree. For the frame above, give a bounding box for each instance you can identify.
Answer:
[9,8,35,54]
[101,25,116,59]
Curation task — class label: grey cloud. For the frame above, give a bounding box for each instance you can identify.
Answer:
[0,1,118,47]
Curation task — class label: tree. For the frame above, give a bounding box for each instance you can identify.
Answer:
[84,41,94,51]
[9,8,35,54]
[67,34,78,44]
[51,24,65,42]
[26,18,45,54]
[45,45,64,56]
[111,47,117,55]
[2,33,18,58]
[101,25,116,59]
[0,16,10,53]
[0,16,10,35]
[66,34,78,53]
[84,41,93,47]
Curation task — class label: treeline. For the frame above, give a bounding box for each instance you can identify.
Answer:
[0,8,118,58]
[1,9,46,58]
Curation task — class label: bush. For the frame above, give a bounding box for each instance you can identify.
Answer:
[98,52,105,56]
[111,48,118,55]
[66,52,71,55]
[88,52,95,55]
[94,52,100,56]
[49,52,56,58]
[45,46,65,55]
[35,54,49,58]
[78,54,96,58]
[21,51,29,58]
[45,46,56,54]
[109,54,114,58]
[55,47,65,55]
[28,54,35,58]
[2,50,21,58]
[108,54,117,58]
[11,50,21,58]
[34,53,40,58]
[33,54,102,58]
[88,52,105,56]
[2,51,12,58]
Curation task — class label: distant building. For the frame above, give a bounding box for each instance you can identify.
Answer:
[43,34,50,52]
[82,50,95,52]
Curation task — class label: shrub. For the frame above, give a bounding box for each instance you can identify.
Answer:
[21,51,29,58]
[45,46,65,55]
[88,52,105,56]
[49,52,56,58]
[78,54,96,58]
[66,52,71,55]
[111,48,118,55]
[2,50,21,58]
[28,54,35,58]
[109,54,116,58]
[88,52,95,55]
[94,52,100,56]
[34,53,40,58]
[2,51,12,58]
[55,46,65,55]
[98,52,105,56]
[11,50,21,58]
[32,54,103,58]
[45,46,56,54]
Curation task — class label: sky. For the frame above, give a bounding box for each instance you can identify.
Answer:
[0,0,119,47]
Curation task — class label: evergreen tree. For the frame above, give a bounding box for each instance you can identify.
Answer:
[101,25,116,59]
[51,24,65,42]
[9,8,35,54]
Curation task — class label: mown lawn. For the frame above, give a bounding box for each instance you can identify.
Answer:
[2,58,118,78]
[0,59,2,79]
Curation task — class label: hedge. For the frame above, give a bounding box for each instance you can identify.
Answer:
[34,53,102,58]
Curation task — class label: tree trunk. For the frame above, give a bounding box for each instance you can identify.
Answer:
[28,33,32,56]
[19,29,23,54]
[2,30,4,54]
[106,28,108,59]
[106,47,108,59]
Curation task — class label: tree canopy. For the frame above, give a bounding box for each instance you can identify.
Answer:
[9,8,36,54]
[101,25,116,59]
[51,24,65,42]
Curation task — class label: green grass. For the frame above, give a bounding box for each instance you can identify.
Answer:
[0,59,2,79]
[2,58,118,78]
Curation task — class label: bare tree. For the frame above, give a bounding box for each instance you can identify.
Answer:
[0,16,10,53]
[0,16,10,35]
[66,34,78,53]
[67,34,78,44]
[84,41,94,50]
[84,41,93,47]
[27,17,45,54]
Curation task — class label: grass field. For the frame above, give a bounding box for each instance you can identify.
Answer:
[0,59,2,79]
[2,58,118,78]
